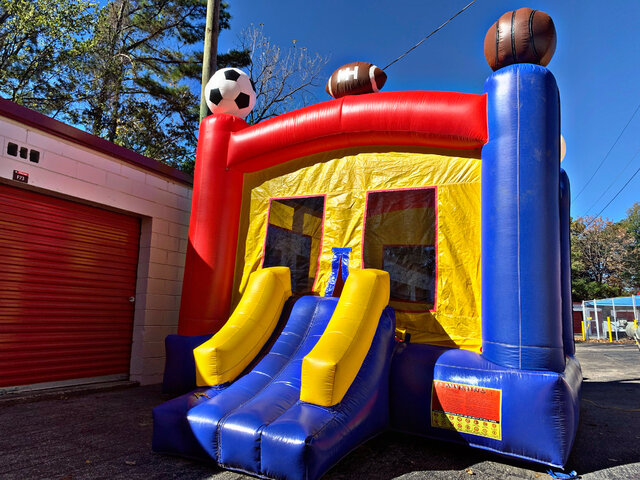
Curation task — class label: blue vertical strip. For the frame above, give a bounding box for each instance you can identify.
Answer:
[481,64,564,373]
[161,333,213,394]
[560,169,575,357]
[325,247,351,296]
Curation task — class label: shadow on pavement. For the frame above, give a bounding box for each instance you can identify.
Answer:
[0,344,638,479]
[567,380,640,474]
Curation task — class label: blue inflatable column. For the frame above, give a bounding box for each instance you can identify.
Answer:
[481,64,564,372]
[560,169,574,357]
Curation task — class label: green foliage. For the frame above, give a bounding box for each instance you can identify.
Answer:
[620,202,640,291]
[0,1,328,172]
[570,212,638,301]
[0,0,249,173]
[61,0,210,171]
[571,278,623,303]
[0,0,96,112]
[217,49,251,69]
[621,202,640,243]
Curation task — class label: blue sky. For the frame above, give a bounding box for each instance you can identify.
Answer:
[217,0,640,222]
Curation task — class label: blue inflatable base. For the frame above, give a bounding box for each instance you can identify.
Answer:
[156,319,581,475]
[389,343,582,467]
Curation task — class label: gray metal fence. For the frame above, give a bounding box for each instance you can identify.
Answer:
[580,295,639,341]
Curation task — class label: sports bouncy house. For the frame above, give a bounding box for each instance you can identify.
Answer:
[153,8,582,479]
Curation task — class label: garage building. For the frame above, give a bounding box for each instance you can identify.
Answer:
[0,98,192,392]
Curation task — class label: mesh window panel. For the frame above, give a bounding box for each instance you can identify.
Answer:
[363,188,436,310]
[263,196,324,293]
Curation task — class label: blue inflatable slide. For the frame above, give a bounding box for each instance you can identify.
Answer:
[154,269,396,480]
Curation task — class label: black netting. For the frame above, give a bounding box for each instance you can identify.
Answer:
[383,245,435,303]
[263,196,324,293]
[363,188,436,309]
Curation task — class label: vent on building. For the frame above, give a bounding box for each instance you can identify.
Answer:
[5,141,41,163]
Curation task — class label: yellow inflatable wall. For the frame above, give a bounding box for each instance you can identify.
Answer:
[235,150,481,352]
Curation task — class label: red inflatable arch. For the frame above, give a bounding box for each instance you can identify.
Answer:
[179,91,487,335]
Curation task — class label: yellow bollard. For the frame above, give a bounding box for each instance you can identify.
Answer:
[607,316,613,342]
[581,318,585,341]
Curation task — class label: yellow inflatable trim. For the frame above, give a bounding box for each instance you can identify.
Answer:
[300,269,390,407]
[194,267,292,386]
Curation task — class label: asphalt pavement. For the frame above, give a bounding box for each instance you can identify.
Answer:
[0,341,638,480]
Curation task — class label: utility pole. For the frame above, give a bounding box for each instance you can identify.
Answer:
[200,0,220,121]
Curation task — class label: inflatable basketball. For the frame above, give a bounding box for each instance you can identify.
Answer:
[484,8,556,71]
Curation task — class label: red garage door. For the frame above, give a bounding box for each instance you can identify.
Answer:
[0,183,140,389]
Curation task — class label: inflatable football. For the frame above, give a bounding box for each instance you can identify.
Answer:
[326,62,387,99]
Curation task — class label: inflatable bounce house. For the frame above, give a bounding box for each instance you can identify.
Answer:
[153,8,582,479]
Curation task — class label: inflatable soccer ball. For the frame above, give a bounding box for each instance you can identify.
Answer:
[204,68,256,119]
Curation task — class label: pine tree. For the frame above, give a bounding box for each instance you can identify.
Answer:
[0,0,95,113]
[1,0,248,173]
[64,0,248,172]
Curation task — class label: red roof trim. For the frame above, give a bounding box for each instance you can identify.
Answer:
[0,97,193,186]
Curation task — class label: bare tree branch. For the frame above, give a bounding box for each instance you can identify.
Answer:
[235,24,329,125]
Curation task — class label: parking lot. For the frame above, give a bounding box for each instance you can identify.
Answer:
[0,342,638,480]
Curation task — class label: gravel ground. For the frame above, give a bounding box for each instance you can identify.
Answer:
[0,341,638,480]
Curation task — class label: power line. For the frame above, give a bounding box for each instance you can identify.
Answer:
[586,160,640,227]
[584,145,640,216]
[383,0,477,71]
[573,101,640,202]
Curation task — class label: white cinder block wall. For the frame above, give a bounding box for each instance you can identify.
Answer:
[0,101,193,385]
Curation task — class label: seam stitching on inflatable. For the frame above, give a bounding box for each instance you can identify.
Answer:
[516,68,522,370]
[483,338,562,349]
[305,313,393,449]
[369,65,379,93]
[215,298,325,460]
[494,21,499,70]
[510,11,517,64]
[529,10,539,60]
[211,279,284,379]
[436,361,562,378]
[236,130,486,168]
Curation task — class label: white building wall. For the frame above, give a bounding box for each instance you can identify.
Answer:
[0,115,192,385]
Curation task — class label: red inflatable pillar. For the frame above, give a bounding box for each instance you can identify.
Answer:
[178,114,248,336]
